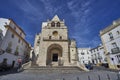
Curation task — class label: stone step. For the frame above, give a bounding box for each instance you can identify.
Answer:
[31,66,82,70]
[24,66,83,73]
[29,67,81,70]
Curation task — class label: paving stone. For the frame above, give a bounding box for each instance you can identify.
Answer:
[0,67,119,80]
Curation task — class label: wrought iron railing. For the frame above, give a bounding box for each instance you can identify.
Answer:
[111,47,120,54]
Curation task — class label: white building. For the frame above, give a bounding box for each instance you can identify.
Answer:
[0,18,31,67]
[78,48,92,64]
[100,19,120,69]
[90,45,107,65]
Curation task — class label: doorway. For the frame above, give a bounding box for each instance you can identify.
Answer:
[46,44,62,66]
[52,54,58,62]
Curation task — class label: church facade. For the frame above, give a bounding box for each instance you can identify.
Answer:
[34,15,77,66]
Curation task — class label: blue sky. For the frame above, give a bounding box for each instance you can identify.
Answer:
[0,0,120,48]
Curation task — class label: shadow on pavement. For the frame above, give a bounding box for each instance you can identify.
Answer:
[0,68,23,76]
[92,65,119,73]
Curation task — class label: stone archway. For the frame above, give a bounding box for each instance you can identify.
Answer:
[46,44,63,66]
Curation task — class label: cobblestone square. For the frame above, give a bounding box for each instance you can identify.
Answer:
[0,68,119,80]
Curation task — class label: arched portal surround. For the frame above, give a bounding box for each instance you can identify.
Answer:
[46,44,63,66]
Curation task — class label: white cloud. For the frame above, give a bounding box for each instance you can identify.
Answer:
[66,0,101,47]
[73,35,100,48]
[67,0,92,31]
[40,0,62,16]
[13,0,44,21]
[67,0,91,18]
[26,34,34,39]
[11,0,100,47]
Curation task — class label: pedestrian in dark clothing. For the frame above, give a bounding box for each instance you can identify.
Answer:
[17,58,22,72]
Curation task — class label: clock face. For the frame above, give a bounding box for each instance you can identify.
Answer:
[53,31,58,36]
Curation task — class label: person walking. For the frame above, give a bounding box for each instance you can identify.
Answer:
[17,58,22,72]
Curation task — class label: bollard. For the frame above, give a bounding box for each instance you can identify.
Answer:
[117,74,120,80]
[98,75,101,80]
[107,74,110,80]
[88,75,91,80]
[77,77,79,80]
[63,78,65,80]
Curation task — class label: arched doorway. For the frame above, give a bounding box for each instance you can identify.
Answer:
[46,44,63,66]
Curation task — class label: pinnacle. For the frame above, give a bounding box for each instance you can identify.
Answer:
[52,15,60,21]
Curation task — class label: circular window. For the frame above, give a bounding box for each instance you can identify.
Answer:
[53,31,58,36]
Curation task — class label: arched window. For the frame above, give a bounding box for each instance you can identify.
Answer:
[59,36,62,39]
[11,34,14,38]
[57,22,60,27]
[14,46,19,56]
[49,36,51,39]
[51,22,55,27]
[117,31,120,35]
[6,41,12,53]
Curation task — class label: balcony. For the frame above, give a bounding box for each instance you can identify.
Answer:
[111,47,120,54]
[43,37,68,41]
[91,57,95,60]
[109,37,114,41]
